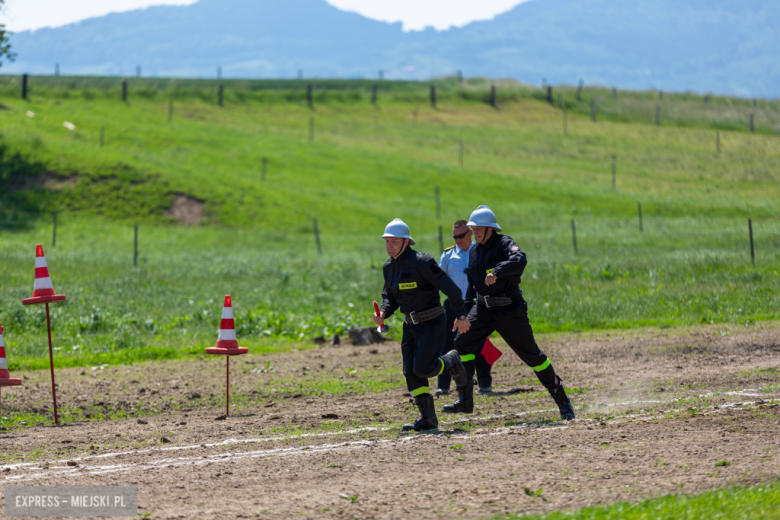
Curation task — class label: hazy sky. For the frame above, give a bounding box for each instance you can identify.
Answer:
[0,0,528,32]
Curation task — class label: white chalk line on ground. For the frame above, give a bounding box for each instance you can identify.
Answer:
[3,391,777,483]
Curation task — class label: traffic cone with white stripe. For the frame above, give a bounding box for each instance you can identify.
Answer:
[22,244,67,305]
[0,323,22,416]
[206,296,247,417]
[0,323,22,387]
[206,295,248,355]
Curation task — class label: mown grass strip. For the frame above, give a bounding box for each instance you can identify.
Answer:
[499,481,780,520]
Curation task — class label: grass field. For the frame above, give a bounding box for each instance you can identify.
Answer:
[0,75,779,371]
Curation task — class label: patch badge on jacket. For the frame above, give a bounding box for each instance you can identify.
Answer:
[399,282,417,290]
[511,246,519,251]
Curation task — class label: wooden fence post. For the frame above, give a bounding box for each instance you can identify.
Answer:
[750,113,754,134]
[638,203,643,233]
[133,223,139,267]
[489,85,496,108]
[313,217,322,256]
[430,85,437,108]
[748,218,754,265]
[307,84,313,109]
[612,155,616,190]
[22,74,28,100]
[371,85,378,105]
[438,225,444,254]
[571,219,578,254]
[547,86,553,104]
[122,79,128,102]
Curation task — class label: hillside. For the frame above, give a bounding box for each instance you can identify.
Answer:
[0,77,778,363]
[5,0,780,96]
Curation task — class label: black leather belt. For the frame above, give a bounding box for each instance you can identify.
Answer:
[477,294,513,308]
[404,306,445,325]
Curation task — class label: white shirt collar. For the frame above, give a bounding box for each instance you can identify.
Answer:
[457,241,474,254]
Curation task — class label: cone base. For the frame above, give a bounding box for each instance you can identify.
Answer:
[206,347,248,356]
[22,295,67,306]
[0,378,22,387]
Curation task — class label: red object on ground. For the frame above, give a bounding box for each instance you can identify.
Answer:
[0,323,23,416]
[481,338,503,366]
[206,295,248,416]
[22,244,67,305]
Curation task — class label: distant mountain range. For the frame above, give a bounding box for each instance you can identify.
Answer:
[5,0,780,97]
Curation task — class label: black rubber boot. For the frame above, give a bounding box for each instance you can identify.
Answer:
[440,350,467,387]
[441,380,474,414]
[548,377,575,421]
[402,395,439,432]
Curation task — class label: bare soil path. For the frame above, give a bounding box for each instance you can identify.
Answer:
[2,323,779,519]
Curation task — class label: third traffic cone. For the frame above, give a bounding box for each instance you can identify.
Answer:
[206,295,248,355]
[0,323,22,387]
[22,244,67,305]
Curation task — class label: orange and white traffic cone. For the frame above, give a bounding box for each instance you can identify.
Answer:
[21,244,67,425]
[22,244,67,305]
[0,322,23,415]
[206,295,248,417]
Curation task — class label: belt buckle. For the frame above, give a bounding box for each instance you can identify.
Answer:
[409,311,419,325]
[484,297,492,309]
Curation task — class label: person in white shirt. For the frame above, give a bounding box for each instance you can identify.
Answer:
[436,220,494,395]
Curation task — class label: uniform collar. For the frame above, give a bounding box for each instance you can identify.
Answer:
[392,246,414,262]
[478,230,500,249]
[458,241,474,254]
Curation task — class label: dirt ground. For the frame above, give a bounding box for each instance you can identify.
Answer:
[2,323,780,519]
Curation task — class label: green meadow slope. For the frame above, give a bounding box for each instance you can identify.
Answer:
[0,76,778,368]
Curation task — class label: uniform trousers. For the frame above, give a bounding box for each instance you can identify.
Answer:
[402,313,447,395]
[453,297,558,390]
[439,299,492,390]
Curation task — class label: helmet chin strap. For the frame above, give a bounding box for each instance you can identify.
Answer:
[392,239,409,259]
[477,228,493,245]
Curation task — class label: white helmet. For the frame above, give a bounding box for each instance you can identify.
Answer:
[381,218,415,245]
[467,205,502,232]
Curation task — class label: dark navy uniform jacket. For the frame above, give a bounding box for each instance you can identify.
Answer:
[464,232,527,302]
[380,247,467,320]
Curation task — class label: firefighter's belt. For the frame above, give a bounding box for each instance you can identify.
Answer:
[477,294,513,308]
[404,306,445,325]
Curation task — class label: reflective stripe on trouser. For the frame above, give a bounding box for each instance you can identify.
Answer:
[438,299,493,391]
[402,313,446,394]
[453,296,558,390]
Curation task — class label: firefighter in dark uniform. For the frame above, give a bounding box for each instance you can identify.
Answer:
[444,206,575,421]
[374,218,471,431]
